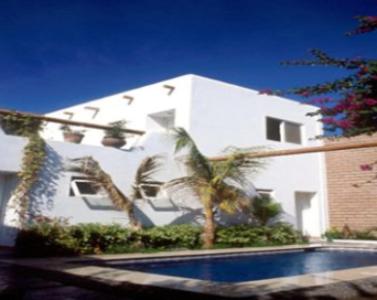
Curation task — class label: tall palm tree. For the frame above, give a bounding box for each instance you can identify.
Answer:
[166,128,264,249]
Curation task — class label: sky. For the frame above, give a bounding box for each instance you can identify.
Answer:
[0,0,376,113]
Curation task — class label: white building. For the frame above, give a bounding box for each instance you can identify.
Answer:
[0,74,327,246]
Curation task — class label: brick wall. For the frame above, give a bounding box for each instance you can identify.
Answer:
[326,135,377,230]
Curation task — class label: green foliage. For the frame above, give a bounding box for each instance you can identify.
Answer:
[69,223,131,254]
[15,221,306,257]
[0,114,42,137]
[324,227,377,241]
[216,223,305,247]
[15,217,78,257]
[13,133,46,225]
[251,194,282,226]
[104,120,126,139]
[137,225,202,249]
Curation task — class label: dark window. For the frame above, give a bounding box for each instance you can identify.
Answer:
[266,117,282,141]
[285,122,302,144]
[69,176,103,197]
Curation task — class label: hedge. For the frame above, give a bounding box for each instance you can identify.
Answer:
[15,221,306,257]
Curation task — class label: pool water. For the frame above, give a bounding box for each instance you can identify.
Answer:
[113,249,377,283]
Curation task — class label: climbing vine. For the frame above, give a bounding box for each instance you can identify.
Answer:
[14,133,46,225]
[1,114,47,226]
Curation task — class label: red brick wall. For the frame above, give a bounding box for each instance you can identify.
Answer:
[325,135,377,230]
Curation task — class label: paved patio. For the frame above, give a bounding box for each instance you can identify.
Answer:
[0,262,134,300]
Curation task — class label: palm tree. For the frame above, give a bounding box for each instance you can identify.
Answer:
[166,128,264,248]
[69,155,162,231]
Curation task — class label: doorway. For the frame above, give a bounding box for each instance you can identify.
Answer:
[295,192,320,237]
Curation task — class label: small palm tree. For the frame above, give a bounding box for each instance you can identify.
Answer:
[251,194,282,226]
[166,128,264,248]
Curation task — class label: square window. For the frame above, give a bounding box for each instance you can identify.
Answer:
[266,117,282,142]
[256,189,274,198]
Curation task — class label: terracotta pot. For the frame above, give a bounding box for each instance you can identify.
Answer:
[63,132,84,144]
[101,136,126,148]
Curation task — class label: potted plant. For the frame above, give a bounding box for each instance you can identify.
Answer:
[60,125,85,144]
[101,121,126,148]
[0,114,42,136]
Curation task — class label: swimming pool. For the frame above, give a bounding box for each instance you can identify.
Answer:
[108,249,377,282]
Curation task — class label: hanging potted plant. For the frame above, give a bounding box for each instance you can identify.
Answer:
[0,114,42,136]
[102,120,126,148]
[60,125,85,144]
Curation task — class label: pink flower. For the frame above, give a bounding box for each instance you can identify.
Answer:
[311,97,331,105]
[299,90,310,97]
[336,120,352,129]
[365,16,377,23]
[365,98,377,106]
[360,164,373,171]
[321,117,336,124]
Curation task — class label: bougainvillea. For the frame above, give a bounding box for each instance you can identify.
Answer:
[260,16,377,138]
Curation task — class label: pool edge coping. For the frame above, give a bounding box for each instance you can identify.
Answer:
[3,243,377,298]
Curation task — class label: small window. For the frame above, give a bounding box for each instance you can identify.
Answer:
[139,183,161,199]
[70,177,105,197]
[147,109,175,131]
[266,117,282,142]
[284,122,302,144]
[266,117,302,144]
[256,189,274,198]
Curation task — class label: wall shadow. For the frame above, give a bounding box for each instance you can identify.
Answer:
[28,144,63,216]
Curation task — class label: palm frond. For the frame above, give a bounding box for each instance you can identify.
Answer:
[172,127,212,180]
[213,147,266,188]
[216,183,252,214]
[134,155,163,185]
[131,155,163,200]
[163,176,208,200]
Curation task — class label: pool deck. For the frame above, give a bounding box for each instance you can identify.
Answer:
[3,244,377,299]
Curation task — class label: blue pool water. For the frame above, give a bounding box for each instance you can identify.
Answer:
[113,250,377,283]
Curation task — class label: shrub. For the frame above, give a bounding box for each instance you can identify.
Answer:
[251,194,282,226]
[15,221,306,257]
[137,224,202,249]
[15,217,78,257]
[69,223,131,254]
[216,223,305,247]
[324,226,377,241]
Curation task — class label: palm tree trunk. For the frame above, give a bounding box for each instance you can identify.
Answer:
[103,180,142,231]
[73,157,142,231]
[203,201,215,249]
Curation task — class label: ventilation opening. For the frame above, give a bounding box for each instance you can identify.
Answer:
[147,109,175,131]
